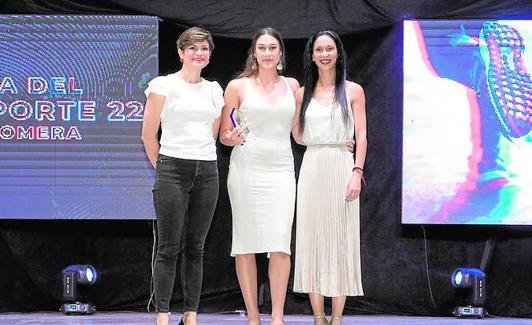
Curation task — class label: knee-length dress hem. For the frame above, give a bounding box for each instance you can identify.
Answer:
[228,77,296,258]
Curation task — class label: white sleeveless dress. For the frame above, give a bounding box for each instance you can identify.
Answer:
[293,96,364,297]
[228,77,296,256]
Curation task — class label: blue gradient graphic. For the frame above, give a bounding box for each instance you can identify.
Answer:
[0,15,158,219]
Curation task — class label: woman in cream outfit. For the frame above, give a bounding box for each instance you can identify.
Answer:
[292,30,367,325]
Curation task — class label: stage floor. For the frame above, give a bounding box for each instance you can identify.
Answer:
[0,312,530,324]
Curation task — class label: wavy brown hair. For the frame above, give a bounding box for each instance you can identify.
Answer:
[237,27,286,78]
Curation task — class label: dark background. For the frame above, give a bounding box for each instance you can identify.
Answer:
[1,0,532,317]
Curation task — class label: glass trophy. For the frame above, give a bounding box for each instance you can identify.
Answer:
[229,108,249,134]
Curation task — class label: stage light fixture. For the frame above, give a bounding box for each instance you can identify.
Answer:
[60,264,98,315]
[451,267,487,318]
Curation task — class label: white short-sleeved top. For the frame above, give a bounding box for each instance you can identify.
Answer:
[144,73,224,161]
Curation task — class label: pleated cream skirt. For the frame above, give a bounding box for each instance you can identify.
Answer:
[293,144,364,297]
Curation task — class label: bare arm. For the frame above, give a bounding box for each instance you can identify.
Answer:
[219,79,245,146]
[291,86,305,145]
[141,93,165,168]
[286,77,300,94]
[351,82,367,170]
[211,81,224,140]
[212,116,221,140]
[345,82,367,202]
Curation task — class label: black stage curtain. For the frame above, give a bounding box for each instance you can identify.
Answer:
[1,0,532,317]
[1,0,532,38]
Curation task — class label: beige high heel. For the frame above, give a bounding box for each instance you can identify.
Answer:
[314,315,330,325]
[330,315,342,325]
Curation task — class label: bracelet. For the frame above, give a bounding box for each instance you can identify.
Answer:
[352,167,364,174]
[352,167,366,186]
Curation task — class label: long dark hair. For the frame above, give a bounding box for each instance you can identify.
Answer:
[298,30,348,134]
[237,27,286,78]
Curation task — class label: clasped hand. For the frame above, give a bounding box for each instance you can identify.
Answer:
[229,127,247,146]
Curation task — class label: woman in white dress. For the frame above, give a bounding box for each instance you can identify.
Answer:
[219,27,299,325]
[292,30,367,325]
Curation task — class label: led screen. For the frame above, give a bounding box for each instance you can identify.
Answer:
[403,20,531,225]
[0,15,158,219]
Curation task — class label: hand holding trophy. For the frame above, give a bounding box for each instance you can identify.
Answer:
[229,107,248,145]
[230,108,249,133]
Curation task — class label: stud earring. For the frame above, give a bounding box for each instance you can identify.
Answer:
[276,62,283,71]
